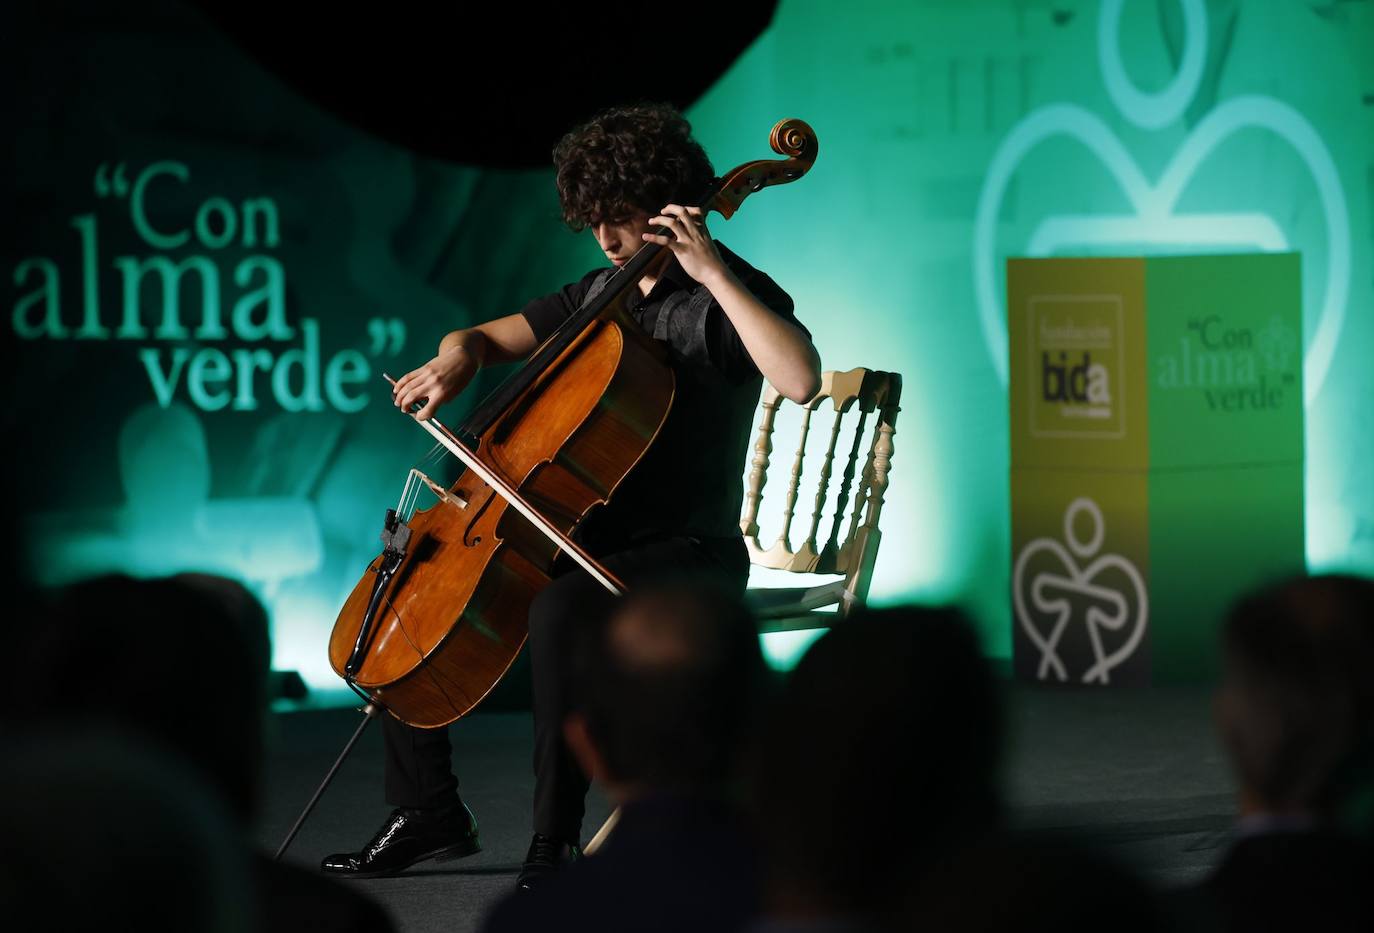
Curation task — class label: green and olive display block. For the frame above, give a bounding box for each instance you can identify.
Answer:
[1009,255,1305,685]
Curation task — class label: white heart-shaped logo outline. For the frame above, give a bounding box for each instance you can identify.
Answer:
[974,12,1349,409]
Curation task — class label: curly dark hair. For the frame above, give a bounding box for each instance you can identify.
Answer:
[553,103,716,231]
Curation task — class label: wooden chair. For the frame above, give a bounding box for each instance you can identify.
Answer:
[740,367,902,632]
[584,367,901,854]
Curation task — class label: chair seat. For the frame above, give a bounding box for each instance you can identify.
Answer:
[754,609,841,634]
[745,580,853,632]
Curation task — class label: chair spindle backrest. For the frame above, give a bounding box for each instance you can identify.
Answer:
[740,367,902,606]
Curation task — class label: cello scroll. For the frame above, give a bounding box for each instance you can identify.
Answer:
[709,118,818,220]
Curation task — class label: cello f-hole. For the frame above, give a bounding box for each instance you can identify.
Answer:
[463,488,496,547]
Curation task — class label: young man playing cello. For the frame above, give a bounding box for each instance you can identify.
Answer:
[321,102,820,890]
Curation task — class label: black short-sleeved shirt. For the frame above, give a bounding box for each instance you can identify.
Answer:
[519,242,808,552]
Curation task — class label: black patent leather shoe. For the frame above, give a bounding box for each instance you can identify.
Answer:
[321,803,481,878]
[515,833,581,891]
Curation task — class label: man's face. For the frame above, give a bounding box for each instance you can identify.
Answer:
[591,210,653,267]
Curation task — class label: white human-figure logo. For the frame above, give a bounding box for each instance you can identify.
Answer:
[1013,497,1148,685]
[975,0,1349,407]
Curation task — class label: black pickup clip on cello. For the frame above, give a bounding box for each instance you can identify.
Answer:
[344,508,412,678]
[275,507,407,862]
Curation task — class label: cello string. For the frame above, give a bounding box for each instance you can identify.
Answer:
[401,444,443,518]
[415,443,447,515]
[403,472,419,519]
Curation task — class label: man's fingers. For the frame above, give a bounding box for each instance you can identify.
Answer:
[648,216,678,238]
[653,210,705,241]
[393,369,424,404]
[650,215,697,243]
[662,204,704,223]
[399,381,432,412]
[414,382,448,420]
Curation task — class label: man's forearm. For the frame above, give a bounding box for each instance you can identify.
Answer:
[438,328,487,364]
[440,313,540,366]
[703,267,821,403]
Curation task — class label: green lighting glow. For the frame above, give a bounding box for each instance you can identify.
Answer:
[11,0,1372,693]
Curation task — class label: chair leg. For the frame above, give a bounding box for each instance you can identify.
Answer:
[583,806,620,855]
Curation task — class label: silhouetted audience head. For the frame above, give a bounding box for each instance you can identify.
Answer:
[905,832,1167,933]
[13,573,397,933]
[565,582,764,797]
[0,729,256,931]
[752,605,1002,922]
[483,583,763,933]
[1194,575,1374,933]
[1217,573,1374,821]
[16,573,271,820]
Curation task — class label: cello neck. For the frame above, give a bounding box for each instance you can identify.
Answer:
[458,213,689,439]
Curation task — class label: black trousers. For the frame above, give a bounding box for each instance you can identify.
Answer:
[381,534,749,843]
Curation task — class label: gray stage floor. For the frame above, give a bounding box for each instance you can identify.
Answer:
[256,684,1235,933]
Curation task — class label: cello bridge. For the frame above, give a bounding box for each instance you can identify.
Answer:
[397,468,468,521]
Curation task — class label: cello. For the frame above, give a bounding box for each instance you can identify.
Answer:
[330,116,817,727]
[276,118,817,856]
